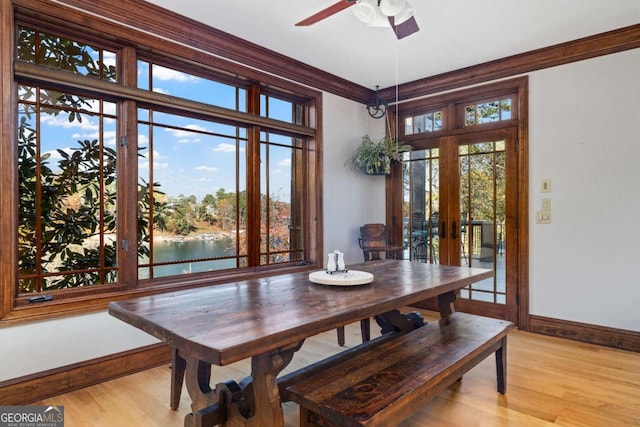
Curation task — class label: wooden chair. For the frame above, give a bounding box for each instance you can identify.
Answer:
[337,224,402,346]
[358,223,403,261]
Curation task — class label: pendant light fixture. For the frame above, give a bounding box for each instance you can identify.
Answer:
[366,86,388,119]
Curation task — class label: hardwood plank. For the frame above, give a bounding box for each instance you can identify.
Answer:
[33,310,640,427]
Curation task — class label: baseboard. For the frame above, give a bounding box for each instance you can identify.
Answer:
[529,315,640,353]
[0,343,172,405]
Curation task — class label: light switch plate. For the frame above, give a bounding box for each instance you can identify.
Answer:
[542,198,551,211]
[541,179,551,193]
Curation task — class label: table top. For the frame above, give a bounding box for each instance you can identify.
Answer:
[108,260,492,366]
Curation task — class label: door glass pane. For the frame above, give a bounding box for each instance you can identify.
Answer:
[459,140,506,304]
[403,149,439,263]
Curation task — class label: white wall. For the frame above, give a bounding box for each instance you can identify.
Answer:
[0,312,159,381]
[528,48,640,331]
[321,92,386,264]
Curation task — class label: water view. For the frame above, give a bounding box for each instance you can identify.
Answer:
[138,235,237,280]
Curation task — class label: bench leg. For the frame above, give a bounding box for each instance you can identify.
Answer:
[495,336,507,394]
[170,348,186,410]
[360,318,371,342]
[336,326,346,346]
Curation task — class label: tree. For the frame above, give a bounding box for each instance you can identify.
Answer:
[165,195,197,235]
[199,193,217,225]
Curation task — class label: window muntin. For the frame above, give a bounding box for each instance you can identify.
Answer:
[404,111,443,135]
[17,84,118,293]
[464,98,512,127]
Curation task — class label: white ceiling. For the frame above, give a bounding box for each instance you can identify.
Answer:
[145,0,640,89]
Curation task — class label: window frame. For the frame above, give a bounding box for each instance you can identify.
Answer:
[1,5,323,324]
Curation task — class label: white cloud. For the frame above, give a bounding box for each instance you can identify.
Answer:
[104,130,117,147]
[103,51,117,68]
[154,161,169,170]
[41,113,98,131]
[152,66,197,82]
[153,87,170,95]
[43,148,71,161]
[67,130,118,147]
[103,103,117,116]
[214,142,245,153]
[278,158,292,167]
[195,165,219,173]
[165,124,209,141]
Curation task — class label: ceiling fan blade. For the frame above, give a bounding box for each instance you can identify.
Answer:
[389,15,420,39]
[296,0,356,26]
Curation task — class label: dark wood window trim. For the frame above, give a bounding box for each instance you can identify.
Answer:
[1,2,324,325]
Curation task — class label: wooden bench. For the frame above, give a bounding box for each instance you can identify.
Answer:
[281,312,514,427]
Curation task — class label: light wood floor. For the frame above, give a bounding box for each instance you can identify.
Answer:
[36,311,640,426]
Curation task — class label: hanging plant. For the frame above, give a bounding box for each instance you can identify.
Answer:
[348,135,411,175]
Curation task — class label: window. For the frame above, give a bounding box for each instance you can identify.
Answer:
[260,94,305,265]
[137,109,249,279]
[16,27,119,293]
[404,111,443,135]
[463,98,512,127]
[399,92,518,141]
[16,27,117,82]
[260,131,304,265]
[17,85,118,292]
[6,16,320,320]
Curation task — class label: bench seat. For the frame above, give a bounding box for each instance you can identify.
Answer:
[284,312,514,427]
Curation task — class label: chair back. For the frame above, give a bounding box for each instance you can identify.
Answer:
[359,223,390,261]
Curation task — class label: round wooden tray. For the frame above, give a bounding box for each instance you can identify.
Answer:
[308,270,374,286]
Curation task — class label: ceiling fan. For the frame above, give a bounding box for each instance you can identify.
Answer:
[296,0,420,40]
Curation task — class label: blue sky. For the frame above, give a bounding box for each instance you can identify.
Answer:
[34,61,294,203]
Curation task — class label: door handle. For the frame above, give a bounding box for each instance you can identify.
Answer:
[439,221,446,239]
[451,221,457,240]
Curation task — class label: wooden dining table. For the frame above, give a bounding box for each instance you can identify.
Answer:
[108,259,492,427]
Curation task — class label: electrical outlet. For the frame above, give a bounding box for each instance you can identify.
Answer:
[536,210,551,224]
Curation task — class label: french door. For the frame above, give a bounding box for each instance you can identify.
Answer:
[403,128,518,321]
